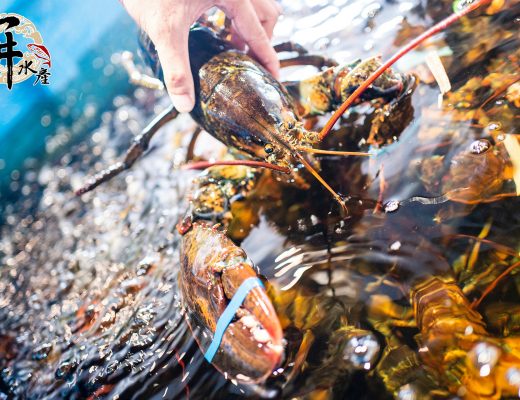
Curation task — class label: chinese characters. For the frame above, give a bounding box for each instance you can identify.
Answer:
[0,16,23,89]
[34,68,50,85]
[0,13,51,89]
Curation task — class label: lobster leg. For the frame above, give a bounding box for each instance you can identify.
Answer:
[274,41,309,55]
[275,41,338,69]
[280,55,338,69]
[76,104,178,195]
[185,126,202,162]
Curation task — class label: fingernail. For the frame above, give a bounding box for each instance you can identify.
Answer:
[171,94,194,113]
[270,60,281,80]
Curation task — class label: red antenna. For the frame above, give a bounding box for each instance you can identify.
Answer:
[318,0,492,141]
[183,156,348,211]
[182,160,291,173]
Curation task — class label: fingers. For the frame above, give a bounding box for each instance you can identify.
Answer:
[120,0,197,112]
[227,0,282,52]
[219,0,280,78]
[153,21,195,113]
[120,0,282,111]
[251,0,281,39]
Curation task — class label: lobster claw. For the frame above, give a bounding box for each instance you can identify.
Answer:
[179,222,283,383]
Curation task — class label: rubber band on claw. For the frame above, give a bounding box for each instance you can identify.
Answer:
[204,277,265,363]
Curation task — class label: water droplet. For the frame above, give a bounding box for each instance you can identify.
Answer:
[343,333,380,369]
[384,200,400,213]
[507,367,520,387]
[468,342,501,377]
[361,2,382,19]
[457,385,468,397]
[389,241,401,251]
[32,342,52,361]
[487,122,501,131]
[105,360,119,376]
[363,40,374,51]
[136,259,153,276]
[55,358,78,380]
[41,114,51,128]
[469,139,491,155]
[334,220,347,234]
[456,101,472,109]
[397,383,416,400]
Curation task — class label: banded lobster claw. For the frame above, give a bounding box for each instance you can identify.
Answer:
[179,222,284,382]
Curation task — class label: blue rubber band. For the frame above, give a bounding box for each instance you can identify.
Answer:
[204,277,265,363]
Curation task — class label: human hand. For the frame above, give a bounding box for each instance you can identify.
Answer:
[120,0,282,112]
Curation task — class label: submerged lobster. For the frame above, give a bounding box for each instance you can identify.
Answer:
[76,22,413,382]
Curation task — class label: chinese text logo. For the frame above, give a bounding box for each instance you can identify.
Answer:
[0,13,51,89]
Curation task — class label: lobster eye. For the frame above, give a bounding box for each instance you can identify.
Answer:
[264,143,274,154]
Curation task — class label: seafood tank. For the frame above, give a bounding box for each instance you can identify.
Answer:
[1,0,519,399]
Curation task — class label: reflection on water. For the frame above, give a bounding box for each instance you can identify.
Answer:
[1,0,519,399]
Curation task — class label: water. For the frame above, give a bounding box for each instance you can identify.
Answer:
[0,1,139,195]
[1,0,519,399]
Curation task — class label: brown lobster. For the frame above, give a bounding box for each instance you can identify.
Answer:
[76,21,413,383]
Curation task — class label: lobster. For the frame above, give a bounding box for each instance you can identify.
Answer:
[76,0,500,384]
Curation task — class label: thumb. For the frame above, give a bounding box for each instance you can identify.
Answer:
[153,23,195,113]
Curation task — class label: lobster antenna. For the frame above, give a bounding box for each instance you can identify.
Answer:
[472,260,520,309]
[185,157,347,210]
[298,147,371,157]
[294,152,347,211]
[318,0,491,141]
[182,160,291,173]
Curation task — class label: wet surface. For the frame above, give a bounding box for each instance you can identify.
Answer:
[1,0,520,399]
